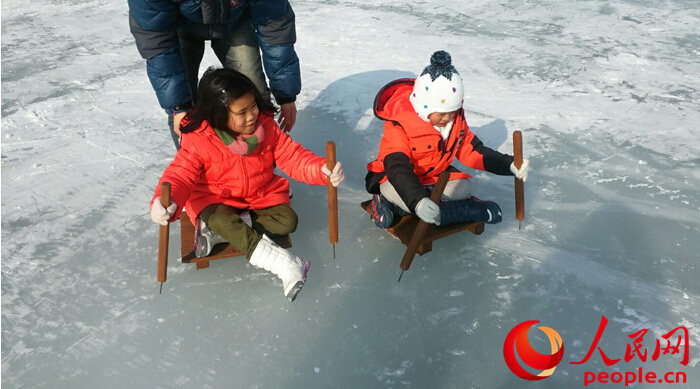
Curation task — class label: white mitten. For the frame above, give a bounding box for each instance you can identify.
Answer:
[150,197,178,226]
[415,197,441,225]
[510,158,530,182]
[321,162,345,187]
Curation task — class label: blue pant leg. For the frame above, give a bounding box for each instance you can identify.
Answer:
[165,32,206,150]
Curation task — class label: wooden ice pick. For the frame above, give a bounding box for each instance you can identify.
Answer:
[326,141,339,259]
[513,131,525,230]
[398,170,450,282]
[157,182,171,294]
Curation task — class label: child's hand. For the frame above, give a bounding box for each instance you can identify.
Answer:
[322,162,345,187]
[510,158,530,182]
[151,198,178,226]
[415,197,441,225]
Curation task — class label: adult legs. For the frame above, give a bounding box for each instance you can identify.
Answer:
[212,22,270,100]
[165,32,206,150]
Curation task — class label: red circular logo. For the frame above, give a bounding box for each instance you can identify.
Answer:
[503,320,565,380]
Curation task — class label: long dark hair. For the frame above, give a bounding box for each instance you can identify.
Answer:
[181,68,277,135]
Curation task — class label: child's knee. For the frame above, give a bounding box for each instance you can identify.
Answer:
[201,204,241,232]
[277,207,298,234]
[442,178,471,201]
[207,213,236,233]
[254,205,298,235]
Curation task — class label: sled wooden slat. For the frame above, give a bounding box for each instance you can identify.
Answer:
[179,211,291,270]
[360,200,484,256]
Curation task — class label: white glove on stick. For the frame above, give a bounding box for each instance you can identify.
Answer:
[322,162,345,187]
[151,197,177,226]
[415,197,441,225]
[510,158,530,182]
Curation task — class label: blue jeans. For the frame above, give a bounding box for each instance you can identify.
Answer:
[168,22,269,149]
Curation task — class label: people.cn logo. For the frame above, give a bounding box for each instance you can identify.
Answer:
[503,320,565,380]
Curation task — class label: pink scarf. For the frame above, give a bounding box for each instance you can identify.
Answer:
[220,122,265,155]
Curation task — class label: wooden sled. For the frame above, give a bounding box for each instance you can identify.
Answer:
[179,211,291,270]
[360,200,484,256]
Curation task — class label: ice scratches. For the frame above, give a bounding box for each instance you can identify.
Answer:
[327,282,348,290]
[63,301,138,354]
[460,319,480,336]
[376,359,413,385]
[630,93,648,103]
[487,50,582,83]
[495,273,522,281]
[1,216,34,234]
[159,335,186,369]
[9,340,33,357]
[83,139,144,167]
[427,307,463,325]
[611,304,654,334]
[662,85,696,103]
[672,32,700,56]
[534,125,699,212]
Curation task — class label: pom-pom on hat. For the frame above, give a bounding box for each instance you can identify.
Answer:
[409,50,464,122]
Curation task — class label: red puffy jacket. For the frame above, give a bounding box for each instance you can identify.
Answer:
[366,79,514,211]
[152,112,327,225]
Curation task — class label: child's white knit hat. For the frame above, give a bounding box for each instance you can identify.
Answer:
[409,51,464,122]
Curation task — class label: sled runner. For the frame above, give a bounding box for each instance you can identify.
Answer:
[179,210,292,270]
[360,200,484,256]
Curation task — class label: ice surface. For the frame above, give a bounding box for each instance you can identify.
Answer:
[2,0,699,388]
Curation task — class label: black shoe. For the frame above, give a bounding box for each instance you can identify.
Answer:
[439,197,502,226]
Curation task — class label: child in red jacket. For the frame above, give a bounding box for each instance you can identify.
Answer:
[149,68,344,302]
[365,51,529,228]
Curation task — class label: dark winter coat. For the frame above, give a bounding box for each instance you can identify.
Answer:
[366,79,514,212]
[128,0,300,113]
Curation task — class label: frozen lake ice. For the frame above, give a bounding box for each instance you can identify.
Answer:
[2,1,699,388]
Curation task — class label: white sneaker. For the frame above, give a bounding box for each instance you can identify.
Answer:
[249,235,310,301]
[194,218,227,258]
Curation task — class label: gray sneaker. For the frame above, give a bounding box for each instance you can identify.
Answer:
[194,218,227,258]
